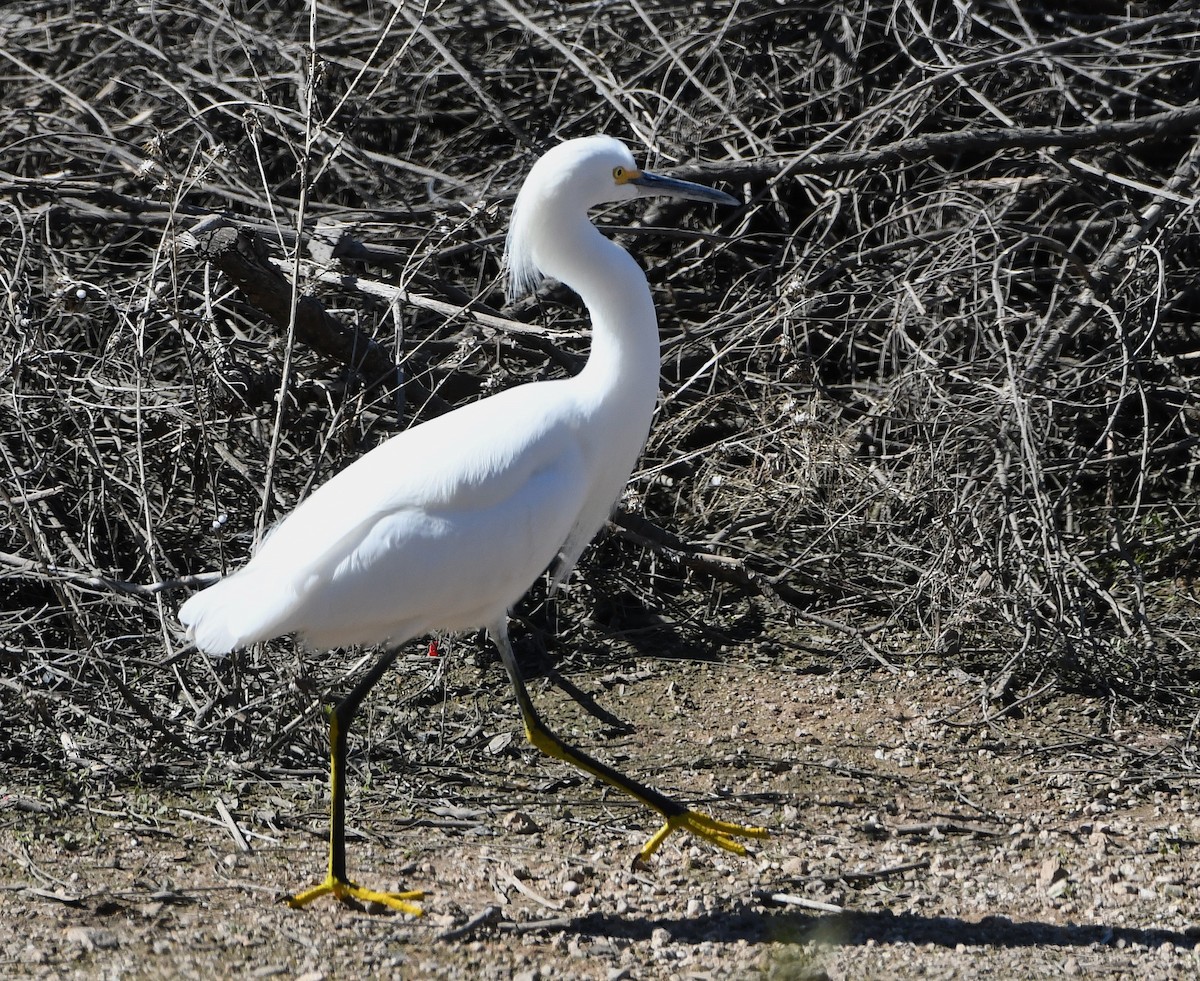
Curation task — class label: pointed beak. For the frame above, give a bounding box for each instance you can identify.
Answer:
[627,169,739,206]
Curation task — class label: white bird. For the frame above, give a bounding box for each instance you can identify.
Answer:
[179,135,767,915]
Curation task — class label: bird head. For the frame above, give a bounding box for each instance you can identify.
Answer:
[504,136,737,300]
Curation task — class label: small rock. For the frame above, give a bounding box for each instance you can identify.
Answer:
[503,811,541,835]
[487,732,513,754]
[1038,857,1067,890]
[1046,877,1070,898]
[65,927,119,951]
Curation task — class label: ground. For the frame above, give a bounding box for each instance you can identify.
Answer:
[2,657,1198,979]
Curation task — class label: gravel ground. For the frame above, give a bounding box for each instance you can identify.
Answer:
[2,661,1197,978]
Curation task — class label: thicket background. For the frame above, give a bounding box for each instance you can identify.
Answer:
[3,1,1199,781]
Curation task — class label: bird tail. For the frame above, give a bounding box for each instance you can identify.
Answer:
[178,570,299,655]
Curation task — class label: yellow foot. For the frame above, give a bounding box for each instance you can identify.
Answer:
[286,874,424,915]
[639,809,770,863]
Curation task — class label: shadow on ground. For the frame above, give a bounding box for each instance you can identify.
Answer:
[564,905,1199,951]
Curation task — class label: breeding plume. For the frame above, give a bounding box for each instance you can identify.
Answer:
[179,135,766,913]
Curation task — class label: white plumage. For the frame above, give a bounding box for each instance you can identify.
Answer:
[181,137,667,654]
[179,135,763,915]
[183,382,589,652]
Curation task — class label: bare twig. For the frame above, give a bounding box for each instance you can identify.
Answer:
[679,103,1200,185]
[183,216,404,397]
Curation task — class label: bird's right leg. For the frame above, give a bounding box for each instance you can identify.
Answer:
[488,625,768,863]
[287,646,424,915]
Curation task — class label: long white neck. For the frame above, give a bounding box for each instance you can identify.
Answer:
[538,213,661,420]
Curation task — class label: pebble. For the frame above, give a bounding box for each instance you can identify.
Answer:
[65,927,119,951]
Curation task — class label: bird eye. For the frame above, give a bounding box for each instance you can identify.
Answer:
[613,166,626,181]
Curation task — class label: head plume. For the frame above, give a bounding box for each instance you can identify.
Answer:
[503,136,639,302]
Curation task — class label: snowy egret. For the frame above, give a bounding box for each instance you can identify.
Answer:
[179,135,766,915]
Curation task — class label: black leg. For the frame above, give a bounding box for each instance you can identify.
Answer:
[487,624,768,862]
[287,645,424,914]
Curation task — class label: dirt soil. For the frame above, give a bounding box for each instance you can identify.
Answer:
[2,657,1198,980]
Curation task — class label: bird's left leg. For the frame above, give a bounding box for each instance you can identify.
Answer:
[287,645,424,915]
[489,625,768,863]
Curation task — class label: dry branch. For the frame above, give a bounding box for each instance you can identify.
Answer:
[680,103,1200,184]
[1025,135,1200,382]
[183,215,405,400]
